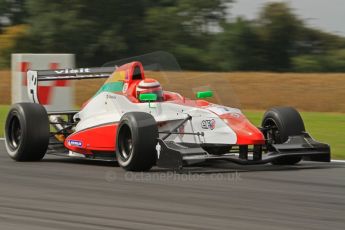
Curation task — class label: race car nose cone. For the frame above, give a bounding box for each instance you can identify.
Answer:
[221,114,265,145]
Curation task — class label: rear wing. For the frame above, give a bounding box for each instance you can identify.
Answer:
[27,67,115,104]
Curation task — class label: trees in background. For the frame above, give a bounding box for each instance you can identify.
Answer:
[0,24,27,67]
[0,0,27,32]
[292,49,345,72]
[215,2,345,72]
[18,0,231,68]
[143,0,229,70]
[256,2,301,71]
[0,0,344,71]
[212,18,263,71]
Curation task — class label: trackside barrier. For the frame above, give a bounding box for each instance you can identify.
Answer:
[11,54,75,111]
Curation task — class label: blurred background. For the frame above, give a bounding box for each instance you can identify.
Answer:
[0,0,345,71]
[0,0,344,157]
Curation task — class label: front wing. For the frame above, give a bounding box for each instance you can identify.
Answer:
[156,132,330,169]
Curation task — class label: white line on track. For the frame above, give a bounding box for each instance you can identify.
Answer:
[331,159,345,163]
[0,138,344,162]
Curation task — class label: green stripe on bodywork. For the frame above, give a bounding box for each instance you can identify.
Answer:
[95,82,124,96]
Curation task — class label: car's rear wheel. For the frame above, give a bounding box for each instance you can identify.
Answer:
[116,112,158,171]
[262,107,305,165]
[5,103,50,161]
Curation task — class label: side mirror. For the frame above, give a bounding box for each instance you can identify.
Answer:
[196,90,213,99]
[139,93,157,102]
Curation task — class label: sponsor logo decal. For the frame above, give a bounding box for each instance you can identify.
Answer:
[54,68,90,74]
[122,83,128,93]
[156,143,161,159]
[106,94,117,99]
[201,119,216,130]
[178,125,185,138]
[68,140,83,147]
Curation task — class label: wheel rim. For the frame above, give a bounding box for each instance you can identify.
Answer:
[118,125,133,161]
[264,118,281,144]
[8,116,22,150]
[264,116,302,165]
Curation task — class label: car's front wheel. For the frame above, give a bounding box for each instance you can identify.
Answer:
[262,107,305,165]
[116,112,158,171]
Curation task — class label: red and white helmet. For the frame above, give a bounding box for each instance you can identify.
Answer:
[136,78,164,102]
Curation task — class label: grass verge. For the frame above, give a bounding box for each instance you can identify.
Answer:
[0,105,9,138]
[0,105,344,159]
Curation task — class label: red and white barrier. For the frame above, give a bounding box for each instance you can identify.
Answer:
[11,54,75,111]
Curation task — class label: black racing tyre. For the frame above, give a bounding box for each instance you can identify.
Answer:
[5,103,50,161]
[116,112,158,171]
[262,107,305,165]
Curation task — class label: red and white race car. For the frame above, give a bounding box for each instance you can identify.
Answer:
[4,52,330,171]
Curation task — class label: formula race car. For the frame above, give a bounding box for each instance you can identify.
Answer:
[4,52,330,171]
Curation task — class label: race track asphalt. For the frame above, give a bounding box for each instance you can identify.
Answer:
[0,140,344,230]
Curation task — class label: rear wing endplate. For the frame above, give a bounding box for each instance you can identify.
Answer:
[27,67,115,104]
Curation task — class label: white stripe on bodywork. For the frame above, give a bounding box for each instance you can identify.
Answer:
[76,92,238,145]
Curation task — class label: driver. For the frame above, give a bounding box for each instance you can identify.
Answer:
[136,78,164,102]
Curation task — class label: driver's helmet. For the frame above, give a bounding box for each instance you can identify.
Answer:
[136,78,164,102]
